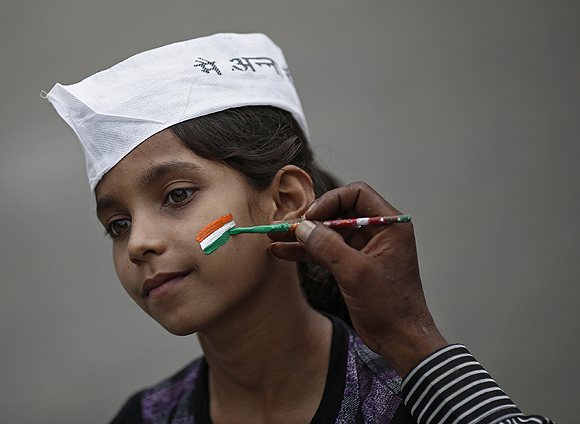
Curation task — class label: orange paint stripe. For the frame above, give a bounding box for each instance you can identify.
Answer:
[196,214,234,242]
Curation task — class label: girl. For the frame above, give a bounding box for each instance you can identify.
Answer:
[45,33,554,424]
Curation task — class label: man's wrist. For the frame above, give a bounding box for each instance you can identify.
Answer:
[378,325,448,378]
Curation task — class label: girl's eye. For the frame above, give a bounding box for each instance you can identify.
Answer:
[165,188,196,205]
[106,219,132,238]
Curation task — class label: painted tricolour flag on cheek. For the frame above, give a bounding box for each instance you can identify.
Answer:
[196,214,237,255]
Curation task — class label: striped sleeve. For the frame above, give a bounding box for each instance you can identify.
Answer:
[401,344,555,424]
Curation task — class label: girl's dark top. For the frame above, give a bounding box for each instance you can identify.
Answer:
[110,314,414,423]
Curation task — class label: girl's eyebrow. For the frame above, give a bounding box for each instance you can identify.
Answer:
[96,161,202,219]
[138,161,202,187]
[96,195,118,219]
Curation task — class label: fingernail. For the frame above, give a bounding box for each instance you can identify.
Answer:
[304,200,318,218]
[295,220,316,244]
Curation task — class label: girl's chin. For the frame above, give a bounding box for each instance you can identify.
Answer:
[160,321,200,336]
[148,311,204,336]
[168,328,198,337]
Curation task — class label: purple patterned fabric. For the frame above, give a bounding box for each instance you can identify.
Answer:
[140,359,201,424]
[335,336,403,423]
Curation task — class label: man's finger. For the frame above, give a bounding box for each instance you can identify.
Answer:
[305,182,401,222]
[295,220,365,276]
[269,241,316,263]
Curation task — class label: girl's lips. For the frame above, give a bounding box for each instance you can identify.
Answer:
[142,272,190,298]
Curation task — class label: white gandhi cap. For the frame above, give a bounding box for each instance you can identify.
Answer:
[44,33,309,192]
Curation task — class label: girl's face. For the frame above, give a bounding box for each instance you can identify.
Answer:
[95,129,279,335]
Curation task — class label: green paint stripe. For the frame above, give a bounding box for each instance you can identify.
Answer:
[203,231,231,255]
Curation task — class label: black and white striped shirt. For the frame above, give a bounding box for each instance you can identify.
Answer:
[402,344,554,424]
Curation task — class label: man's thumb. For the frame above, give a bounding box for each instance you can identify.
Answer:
[295,220,356,273]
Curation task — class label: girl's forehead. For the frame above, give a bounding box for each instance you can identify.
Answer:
[124,129,208,165]
[95,131,206,193]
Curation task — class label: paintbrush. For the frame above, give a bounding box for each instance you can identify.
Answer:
[196,214,411,255]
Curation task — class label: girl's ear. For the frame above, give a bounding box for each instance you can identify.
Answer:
[270,165,315,221]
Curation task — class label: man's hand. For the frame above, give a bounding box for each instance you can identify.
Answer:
[269,182,447,377]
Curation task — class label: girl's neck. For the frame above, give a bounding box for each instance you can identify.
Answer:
[197,263,333,423]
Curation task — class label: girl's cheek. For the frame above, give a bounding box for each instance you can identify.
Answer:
[112,250,132,289]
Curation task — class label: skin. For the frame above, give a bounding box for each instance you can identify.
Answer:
[95,129,332,423]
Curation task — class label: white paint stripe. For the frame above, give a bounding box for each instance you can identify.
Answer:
[357,217,370,225]
[200,220,236,250]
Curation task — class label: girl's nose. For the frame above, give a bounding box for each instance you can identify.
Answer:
[127,217,168,264]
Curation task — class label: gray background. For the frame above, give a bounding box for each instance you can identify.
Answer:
[1,1,578,423]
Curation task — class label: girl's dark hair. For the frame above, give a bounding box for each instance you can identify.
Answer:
[170,106,351,326]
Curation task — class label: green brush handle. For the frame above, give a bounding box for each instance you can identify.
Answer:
[229,222,295,235]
